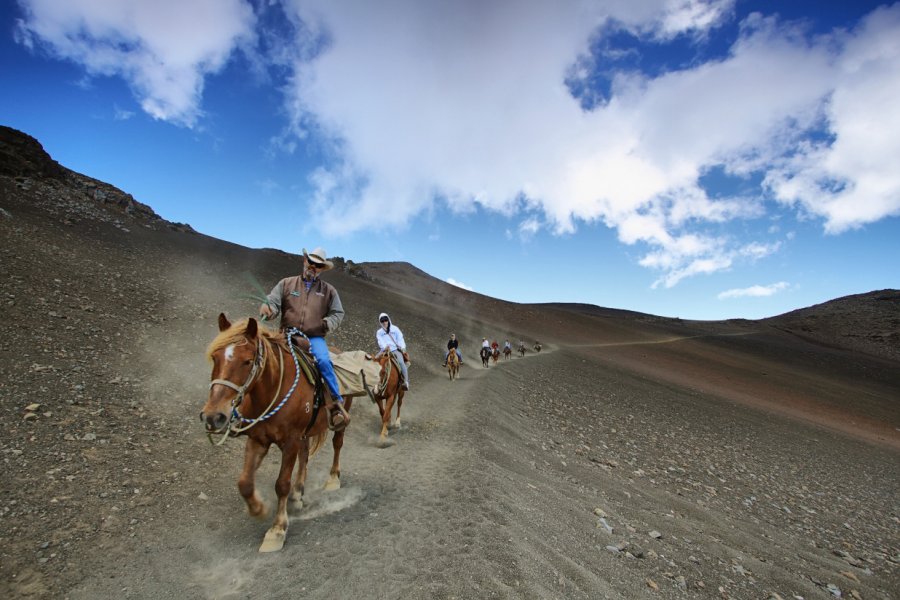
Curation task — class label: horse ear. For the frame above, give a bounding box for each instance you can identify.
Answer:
[218,313,231,331]
[246,317,258,340]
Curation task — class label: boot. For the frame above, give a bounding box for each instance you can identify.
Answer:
[327,401,350,432]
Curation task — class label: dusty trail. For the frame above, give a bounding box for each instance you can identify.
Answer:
[67,355,509,599]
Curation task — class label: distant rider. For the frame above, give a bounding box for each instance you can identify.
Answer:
[443,333,463,366]
[376,312,410,391]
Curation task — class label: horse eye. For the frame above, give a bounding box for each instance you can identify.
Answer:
[244,359,252,366]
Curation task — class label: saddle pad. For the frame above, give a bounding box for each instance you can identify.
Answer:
[330,350,382,396]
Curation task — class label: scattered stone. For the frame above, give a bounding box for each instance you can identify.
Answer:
[839,571,859,583]
[646,579,658,591]
[648,530,662,539]
[24,403,41,412]
[593,507,607,517]
[198,492,209,501]
[826,583,842,597]
[82,433,97,441]
[597,517,613,534]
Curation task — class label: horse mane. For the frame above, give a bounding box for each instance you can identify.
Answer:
[205,318,282,362]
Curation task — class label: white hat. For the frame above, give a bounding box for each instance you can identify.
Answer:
[302,247,334,271]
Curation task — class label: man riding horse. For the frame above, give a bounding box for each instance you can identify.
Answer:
[259,247,350,431]
[443,333,464,367]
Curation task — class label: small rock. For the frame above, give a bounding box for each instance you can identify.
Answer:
[82,433,97,441]
[198,492,209,501]
[25,403,41,412]
[826,583,842,597]
[646,579,658,591]
[840,571,859,583]
[649,530,662,539]
[24,413,38,421]
[593,507,607,517]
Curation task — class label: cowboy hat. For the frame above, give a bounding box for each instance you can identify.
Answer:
[302,247,334,271]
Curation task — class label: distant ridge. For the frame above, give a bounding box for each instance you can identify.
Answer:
[764,289,900,361]
[0,125,193,232]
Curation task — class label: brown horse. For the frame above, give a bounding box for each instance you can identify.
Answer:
[201,314,353,553]
[503,346,512,360]
[447,348,460,380]
[492,347,500,363]
[372,350,406,446]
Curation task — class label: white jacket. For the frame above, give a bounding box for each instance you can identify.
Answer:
[376,312,406,352]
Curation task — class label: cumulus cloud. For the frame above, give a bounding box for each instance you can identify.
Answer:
[718,281,789,299]
[763,5,900,233]
[446,278,473,291]
[272,0,900,287]
[20,1,898,287]
[15,0,256,127]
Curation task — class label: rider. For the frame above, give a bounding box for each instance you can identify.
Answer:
[503,339,512,351]
[443,333,463,366]
[376,312,410,391]
[491,339,499,352]
[260,246,349,432]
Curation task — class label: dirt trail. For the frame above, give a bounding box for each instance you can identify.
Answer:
[66,352,510,598]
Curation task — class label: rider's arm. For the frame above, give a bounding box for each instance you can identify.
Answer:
[323,290,345,333]
[376,328,389,351]
[263,280,285,319]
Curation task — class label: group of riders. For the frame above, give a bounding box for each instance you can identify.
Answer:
[443,336,539,366]
[259,246,540,433]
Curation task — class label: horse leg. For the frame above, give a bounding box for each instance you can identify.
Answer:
[259,440,301,553]
[324,398,350,491]
[378,391,396,446]
[238,437,269,520]
[289,439,310,510]
[396,388,405,429]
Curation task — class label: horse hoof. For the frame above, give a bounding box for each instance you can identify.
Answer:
[388,421,400,430]
[323,475,341,491]
[377,435,394,448]
[259,529,286,553]
[249,503,270,521]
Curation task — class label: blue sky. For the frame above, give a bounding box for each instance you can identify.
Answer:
[2,0,898,320]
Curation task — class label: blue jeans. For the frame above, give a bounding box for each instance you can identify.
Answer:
[391,350,409,385]
[308,336,343,403]
[444,349,463,363]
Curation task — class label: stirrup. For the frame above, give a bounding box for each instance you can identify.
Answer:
[328,403,350,432]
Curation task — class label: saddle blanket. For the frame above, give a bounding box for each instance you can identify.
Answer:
[330,350,382,396]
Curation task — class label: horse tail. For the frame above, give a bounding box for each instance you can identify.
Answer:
[308,431,328,458]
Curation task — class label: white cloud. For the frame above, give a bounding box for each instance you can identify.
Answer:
[16,0,256,127]
[113,104,134,121]
[272,1,900,287]
[718,281,789,299]
[763,5,900,233]
[446,277,473,291]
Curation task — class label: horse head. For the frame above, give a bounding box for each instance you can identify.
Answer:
[201,313,262,433]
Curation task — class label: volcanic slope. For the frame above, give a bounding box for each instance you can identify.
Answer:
[1,126,898,599]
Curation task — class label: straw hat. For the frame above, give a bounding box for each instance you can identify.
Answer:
[302,247,334,271]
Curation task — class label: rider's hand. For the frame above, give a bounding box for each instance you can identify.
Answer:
[259,303,273,319]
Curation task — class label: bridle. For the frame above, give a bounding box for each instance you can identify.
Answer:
[206,330,304,446]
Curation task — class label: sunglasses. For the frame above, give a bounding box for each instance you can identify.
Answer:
[307,261,325,269]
